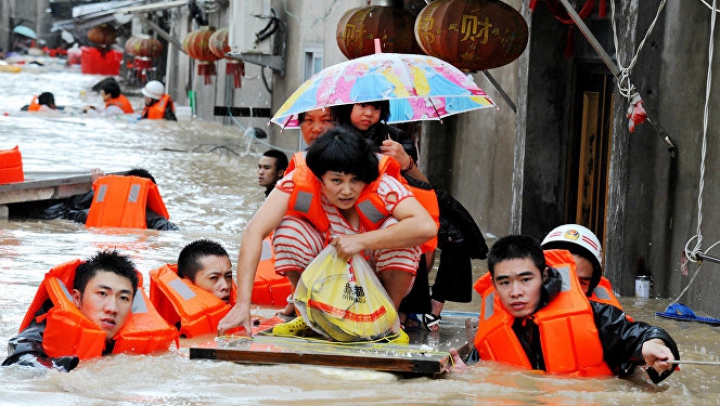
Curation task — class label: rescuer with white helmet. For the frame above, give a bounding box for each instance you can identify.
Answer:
[541,224,603,296]
[140,80,177,121]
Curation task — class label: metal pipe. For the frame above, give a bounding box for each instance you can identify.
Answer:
[696,251,720,265]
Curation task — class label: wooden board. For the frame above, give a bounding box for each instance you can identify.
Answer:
[190,335,453,376]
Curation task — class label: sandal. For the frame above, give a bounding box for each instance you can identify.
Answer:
[423,313,441,331]
[403,314,423,332]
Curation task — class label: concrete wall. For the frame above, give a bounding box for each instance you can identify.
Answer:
[651,0,720,314]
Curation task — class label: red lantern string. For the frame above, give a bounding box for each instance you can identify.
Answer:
[544,0,596,58]
[198,61,217,85]
[226,61,245,88]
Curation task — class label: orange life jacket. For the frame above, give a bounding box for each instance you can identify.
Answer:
[149,264,239,338]
[106,94,134,114]
[473,249,613,377]
[0,145,24,184]
[141,94,174,120]
[287,155,400,239]
[20,259,178,361]
[252,234,292,306]
[287,153,438,252]
[85,175,170,229]
[27,95,41,111]
[589,277,624,310]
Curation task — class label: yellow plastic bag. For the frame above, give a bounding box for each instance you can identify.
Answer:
[294,245,400,342]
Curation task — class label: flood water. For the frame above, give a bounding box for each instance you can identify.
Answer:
[1,64,719,405]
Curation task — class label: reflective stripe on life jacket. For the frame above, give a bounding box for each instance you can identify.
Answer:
[106,94,134,114]
[289,151,439,253]
[0,145,24,184]
[27,95,41,111]
[149,264,237,338]
[590,277,623,309]
[20,260,178,361]
[286,155,400,237]
[473,249,613,377]
[85,175,170,229]
[252,234,292,306]
[141,94,174,119]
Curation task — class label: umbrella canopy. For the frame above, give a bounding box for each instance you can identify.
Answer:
[13,25,37,39]
[271,52,495,129]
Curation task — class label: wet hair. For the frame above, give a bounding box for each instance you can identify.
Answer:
[38,92,55,107]
[306,125,379,184]
[487,235,547,277]
[542,240,602,294]
[73,250,138,295]
[177,239,230,282]
[333,101,391,127]
[101,80,121,98]
[262,149,288,173]
[126,168,156,184]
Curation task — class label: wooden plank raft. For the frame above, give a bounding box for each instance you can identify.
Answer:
[190,335,454,376]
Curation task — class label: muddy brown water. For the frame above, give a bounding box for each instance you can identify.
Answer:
[0,66,719,405]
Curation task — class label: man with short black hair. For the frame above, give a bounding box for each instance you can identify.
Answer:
[258,149,288,197]
[473,235,679,383]
[3,250,139,371]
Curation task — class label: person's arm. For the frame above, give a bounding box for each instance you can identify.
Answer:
[590,301,679,383]
[333,193,437,259]
[217,188,290,335]
[2,320,79,372]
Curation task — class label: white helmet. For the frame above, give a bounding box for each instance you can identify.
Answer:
[142,80,165,100]
[541,224,602,270]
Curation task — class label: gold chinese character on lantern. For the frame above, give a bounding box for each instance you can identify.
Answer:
[461,14,492,44]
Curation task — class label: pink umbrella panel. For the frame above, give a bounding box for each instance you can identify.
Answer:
[270,53,495,129]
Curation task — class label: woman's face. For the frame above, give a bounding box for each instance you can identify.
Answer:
[349,103,381,131]
[320,171,365,210]
[300,108,334,145]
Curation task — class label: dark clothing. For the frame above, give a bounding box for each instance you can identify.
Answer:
[39,190,179,231]
[2,300,80,372]
[512,267,680,383]
[362,123,418,163]
[264,185,275,198]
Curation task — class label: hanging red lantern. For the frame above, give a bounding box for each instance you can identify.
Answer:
[125,36,163,82]
[336,6,422,59]
[87,24,117,47]
[414,0,529,71]
[125,36,163,58]
[209,27,245,89]
[183,26,221,85]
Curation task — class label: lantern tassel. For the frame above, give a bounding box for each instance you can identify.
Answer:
[227,61,245,89]
[529,0,538,12]
[198,62,217,85]
[599,0,607,18]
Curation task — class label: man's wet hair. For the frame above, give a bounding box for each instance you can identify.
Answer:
[333,100,391,127]
[177,239,230,282]
[262,149,288,173]
[101,79,121,98]
[38,92,55,107]
[126,168,156,184]
[73,250,138,295]
[306,125,379,184]
[487,235,547,277]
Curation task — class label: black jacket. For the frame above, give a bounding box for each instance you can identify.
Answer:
[39,190,178,231]
[512,267,680,383]
[2,301,80,372]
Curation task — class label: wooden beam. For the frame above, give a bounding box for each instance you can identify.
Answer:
[190,336,452,376]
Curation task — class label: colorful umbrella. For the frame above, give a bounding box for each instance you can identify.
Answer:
[270,52,495,129]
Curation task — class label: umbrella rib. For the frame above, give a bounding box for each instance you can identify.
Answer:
[428,97,443,124]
